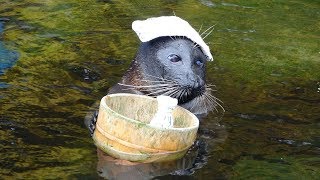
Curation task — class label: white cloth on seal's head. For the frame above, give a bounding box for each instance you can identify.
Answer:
[132,16,213,61]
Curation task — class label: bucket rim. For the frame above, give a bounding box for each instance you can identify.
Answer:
[100,93,199,131]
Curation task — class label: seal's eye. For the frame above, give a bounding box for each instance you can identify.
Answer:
[195,60,204,67]
[168,54,182,63]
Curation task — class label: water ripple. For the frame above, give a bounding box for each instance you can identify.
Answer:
[235,113,310,124]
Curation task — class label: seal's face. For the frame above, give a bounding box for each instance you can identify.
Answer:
[139,37,208,104]
[156,38,207,103]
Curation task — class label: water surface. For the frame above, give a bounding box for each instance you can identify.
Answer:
[0,0,319,179]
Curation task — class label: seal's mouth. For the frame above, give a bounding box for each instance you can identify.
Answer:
[177,85,206,104]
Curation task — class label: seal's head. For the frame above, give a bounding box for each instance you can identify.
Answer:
[110,16,222,115]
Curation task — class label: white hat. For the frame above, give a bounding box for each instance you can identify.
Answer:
[132,16,213,61]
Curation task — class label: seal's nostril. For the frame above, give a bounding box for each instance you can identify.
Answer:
[195,78,205,88]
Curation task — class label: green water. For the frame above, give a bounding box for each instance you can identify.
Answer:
[0,0,319,179]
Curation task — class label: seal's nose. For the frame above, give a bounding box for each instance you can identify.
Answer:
[185,73,205,89]
[195,76,205,88]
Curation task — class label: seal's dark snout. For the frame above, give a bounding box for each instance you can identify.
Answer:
[195,77,205,89]
[192,85,205,95]
[185,73,205,89]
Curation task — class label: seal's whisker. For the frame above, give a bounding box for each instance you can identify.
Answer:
[186,87,192,98]
[171,88,183,98]
[206,92,224,104]
[179,88,186,100]
[162,88,179,96]
[121,86,175,93]
[120,85,172,91]
[205,93,220,107]
[202,27,214,40]
[201,93,217,112]
[153,86,181,98]
[173,88,182,100]
[143,84,177,90]
[145,87,177,96]
[164,87,178,97]
[209,101,219,112]
[198,24,203,33]
[205,93,225,112]
[190,95,199,110]
[166,88,180,98]
[205,96,214,111]
[181,88,188,101]
[205,87,217,92]
[126,85,177,93]
[205,94,217,109]
[118,83,174,88]
[206,84,217,88]
[201,94,211,111]
[142,87,175,93]
[160,90,173,96]
[139,78,179,90]
[202,95,213,112]
[200,25,215,37]
[140,79,176,84]
[121,86,169,92]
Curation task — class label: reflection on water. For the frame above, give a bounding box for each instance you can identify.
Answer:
[0,0,319,179]
[96,145,197,179]
[0,20,19,89]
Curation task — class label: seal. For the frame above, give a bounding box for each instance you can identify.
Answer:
[85,17,226,175]
[87,16,223,134]
[108,36,217,115]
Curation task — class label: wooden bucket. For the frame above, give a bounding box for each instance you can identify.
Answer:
[93,93,199,162]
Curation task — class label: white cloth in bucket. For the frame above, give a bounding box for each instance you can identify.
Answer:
[132,16,213,61]
[150,96,178,128]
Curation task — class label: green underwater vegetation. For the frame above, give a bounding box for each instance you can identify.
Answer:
[0,0,319,179]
